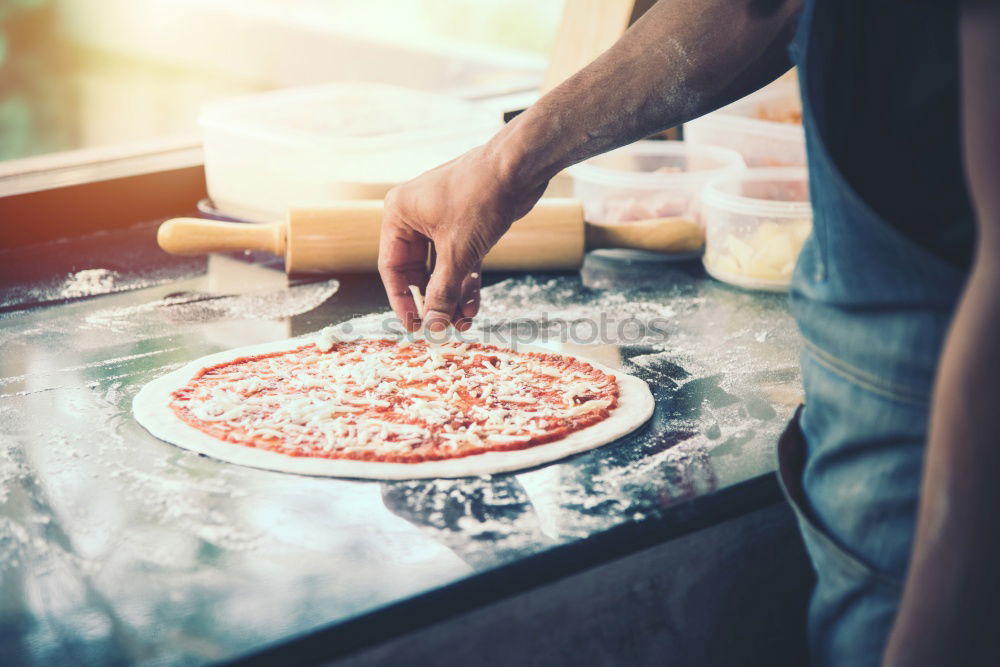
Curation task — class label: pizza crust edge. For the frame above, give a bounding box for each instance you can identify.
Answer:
[133,335,654,480]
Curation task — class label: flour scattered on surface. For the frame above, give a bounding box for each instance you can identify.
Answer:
[0,258,805,660]
[59,269,120,299]
[82,278,340,333]
[473,276,682,347]
[381,475,551,567]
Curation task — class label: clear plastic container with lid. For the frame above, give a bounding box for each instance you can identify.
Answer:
[200,82,503,221]
[701,167,812,291]
[568,139,745,227]
[683,79,806,167]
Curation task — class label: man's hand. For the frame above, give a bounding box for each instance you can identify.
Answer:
[378,144,547,332]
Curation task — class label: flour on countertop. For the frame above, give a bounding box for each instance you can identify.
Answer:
[58,269,120,299]
[0,267,801,612]
[83,278,340,333]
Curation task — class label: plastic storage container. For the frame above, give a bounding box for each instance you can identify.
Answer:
[200,82,503,221]
[701,167,812,291]
[569,139,744,231]
[683,80,806,167]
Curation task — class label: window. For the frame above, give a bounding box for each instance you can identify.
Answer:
[0,0,561,164]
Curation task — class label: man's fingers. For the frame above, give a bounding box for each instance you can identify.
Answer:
[386,269,428,333]
[457,268,482,330]
[422,254,474,333]
[377,226,429,332]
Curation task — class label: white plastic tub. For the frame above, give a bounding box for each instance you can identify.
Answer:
[200,82,502,221]
[569,140,745,227]
[684,80,806,167]
[701,167,812,291]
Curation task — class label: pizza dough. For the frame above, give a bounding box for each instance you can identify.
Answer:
[133,333,654,479]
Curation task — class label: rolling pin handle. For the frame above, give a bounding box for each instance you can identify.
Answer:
[157,218,286,257]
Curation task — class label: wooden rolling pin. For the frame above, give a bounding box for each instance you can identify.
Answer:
[157,199,703,273]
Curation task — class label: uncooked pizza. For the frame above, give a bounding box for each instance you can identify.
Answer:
[133,334,654,479]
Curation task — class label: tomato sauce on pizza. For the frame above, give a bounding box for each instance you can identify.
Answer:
[169,338,619,463]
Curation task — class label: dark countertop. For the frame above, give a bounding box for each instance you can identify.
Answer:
[0,222,802,666]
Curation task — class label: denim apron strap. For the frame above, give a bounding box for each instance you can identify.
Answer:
[780,2,968,665]
[789,0,967,406]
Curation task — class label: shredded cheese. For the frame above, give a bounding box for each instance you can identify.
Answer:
[170,339,619,462]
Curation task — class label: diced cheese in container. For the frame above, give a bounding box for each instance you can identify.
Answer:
[701,167,812,292]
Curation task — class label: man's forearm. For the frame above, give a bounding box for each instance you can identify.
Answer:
[490,0,802,190]
[884,2,1000,665]
[883,264,1000,667]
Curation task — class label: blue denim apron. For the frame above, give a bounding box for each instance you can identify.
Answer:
[778,1,968,664]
